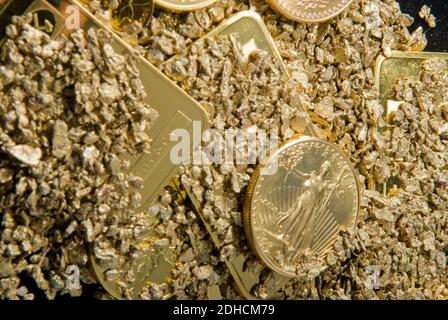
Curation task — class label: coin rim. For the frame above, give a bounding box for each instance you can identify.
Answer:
[266,0,353,23]
[243,136,361,278]
[154,0,217,12]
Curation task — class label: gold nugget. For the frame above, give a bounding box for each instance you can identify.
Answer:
[14,0,209,299]
[374,51,448,110]
[171,10,360,295]
[372,51,448,196]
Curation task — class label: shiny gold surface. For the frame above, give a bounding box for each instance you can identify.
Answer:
[3,0,362,299]
[154,0,216,12]
[207,11,283,62]
[203,11,317,138]
[173,179,289,300]
[374,51,448,107]
[267,0,353,23]
[170,11,295,299]
[173,10,358,294]
[111,0,154,30]
[90,231,176,300]
[373,51,448,195]
[19,0,209,299]
[243,136,360,277]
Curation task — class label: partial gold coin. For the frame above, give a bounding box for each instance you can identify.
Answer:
[90,230,176,300]
[267,0,353,23]
[243,136,360,278]
[111,0,154,30]
[154,0,217,12]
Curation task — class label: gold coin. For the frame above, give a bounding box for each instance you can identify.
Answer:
[170,11,293,300]
[111,0,154,29]
[154,0,217,12]
[90,240,176,300]
[267,0,353,23]
[243,136,360,278]
[0,0,8,10]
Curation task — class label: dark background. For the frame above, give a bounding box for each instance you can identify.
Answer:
[399,0,448,52]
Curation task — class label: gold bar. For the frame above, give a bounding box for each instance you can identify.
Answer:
[167,11,302,300]
[374,51,448,109]
[0,0,210,299]
[373,51,448,195]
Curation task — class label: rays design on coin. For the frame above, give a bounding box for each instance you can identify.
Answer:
[112,0,154,29]
[154,0,217,12]
[267,0,353,23]
[243,137,360,277]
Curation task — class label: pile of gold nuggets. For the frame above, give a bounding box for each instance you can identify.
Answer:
[0,0,447,300]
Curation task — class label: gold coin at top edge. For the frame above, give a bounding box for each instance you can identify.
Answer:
[243,136,360,278]
[111,0,154,29]
[154,0,217,12]
[267,0,354,23]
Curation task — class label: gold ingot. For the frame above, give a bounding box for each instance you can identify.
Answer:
[3,0,210,299]
[168,11,359,297]
[373,51,448,195]
[374,51,448,110]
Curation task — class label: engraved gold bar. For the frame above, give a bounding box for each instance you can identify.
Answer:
[373,50,448,195]
[169,11,333,300]
[0,0,210,299]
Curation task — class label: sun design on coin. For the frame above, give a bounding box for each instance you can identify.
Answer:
[112,0,154,29]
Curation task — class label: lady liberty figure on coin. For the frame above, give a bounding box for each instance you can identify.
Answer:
[276,161,337,260]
